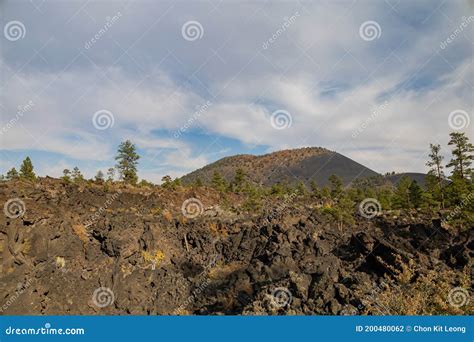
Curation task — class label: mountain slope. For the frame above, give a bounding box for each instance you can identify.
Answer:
[181,147,379,186]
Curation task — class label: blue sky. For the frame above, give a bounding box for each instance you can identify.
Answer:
[1,0,472,182]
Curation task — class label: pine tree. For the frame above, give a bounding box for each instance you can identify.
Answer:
[71,166,84,183]
[6,167,19,180]
[232,168,246,192]
[19,156,35,180]
[394,176,412,209]
[62,169,71,182]
[95,170,104,183]
[408,181,423,209]
[211,171,226,192]
[161,175,172,188]
[447,132,474,180]
[106,168,115,182]
[115,140,140,184]
[426,143,445,208]
[194,177,203,187]
[329,174,343,200]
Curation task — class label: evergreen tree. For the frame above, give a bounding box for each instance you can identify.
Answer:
[6,167,19,180]
[19,156,35,180]
[426,143,445,208]
[447,132,474,180]
[71,166,84,183]
[115,140,140,184]
[106,168,115,182]
[296,181,308,196]
[62,169,71,182]
[192,177,203,187]
[394,176,412,209]
[408,181,423,209]
[211,171,226,192]
[329,174,343,200]
[161,175,172,188]
[95,170,105,183]
[232,168,246,192]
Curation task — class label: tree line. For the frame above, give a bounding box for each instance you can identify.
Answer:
[2,132,472,228]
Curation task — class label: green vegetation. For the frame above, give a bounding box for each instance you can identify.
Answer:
[19,156,36,180]
[1,132,472,229]
[115,140,140,184]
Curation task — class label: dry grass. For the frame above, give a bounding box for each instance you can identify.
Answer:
[359,256,473,315]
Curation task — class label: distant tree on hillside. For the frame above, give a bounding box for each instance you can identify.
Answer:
[211,171,226,192]
[72,166,84,183]
[95,170,105,183]
[329,174,343,200]
[115,140,140,184]
[62,169,71,182]
[6,167,19,180]
[161,175,172,188]
[107,168,115,182]
[19,156,35,180]
[193,177,203,187]
[231,168,246,192]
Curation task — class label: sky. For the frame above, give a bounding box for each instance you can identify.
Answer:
[0,0,473,183]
